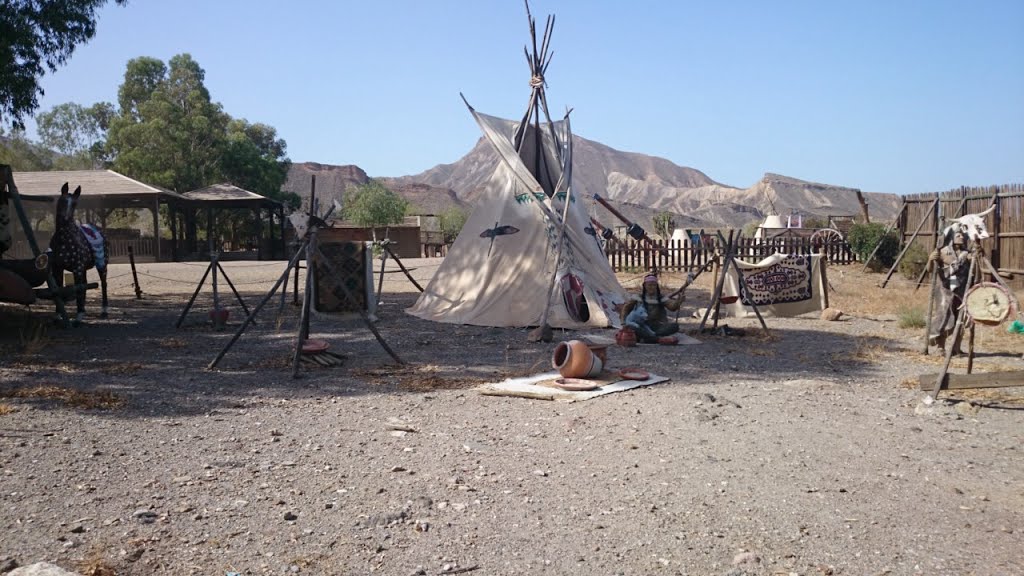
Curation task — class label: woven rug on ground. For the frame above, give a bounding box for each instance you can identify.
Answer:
[476,370,670,402]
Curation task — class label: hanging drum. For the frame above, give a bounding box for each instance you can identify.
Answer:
[964,282,1015,326]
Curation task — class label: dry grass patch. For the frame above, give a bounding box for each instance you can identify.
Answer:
[252,354,294,370]
[157,336,188,349]
[75,553,117,576]
[0,385,126,410]
[831,336,893,362]
[97,361,143,375]
[0,402,16,415]
[353,363,489,391]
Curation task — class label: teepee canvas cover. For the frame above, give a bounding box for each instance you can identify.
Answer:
[407,7,626,329]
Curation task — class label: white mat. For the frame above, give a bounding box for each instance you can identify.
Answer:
[477,370,670,402]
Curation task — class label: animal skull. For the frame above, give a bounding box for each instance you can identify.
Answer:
[943,204,994,244]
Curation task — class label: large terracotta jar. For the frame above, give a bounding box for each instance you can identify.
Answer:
[552,340,604,378]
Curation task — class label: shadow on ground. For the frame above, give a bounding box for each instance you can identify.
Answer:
[0,288,944,419]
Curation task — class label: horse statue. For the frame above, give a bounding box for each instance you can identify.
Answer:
[49,183,109,323]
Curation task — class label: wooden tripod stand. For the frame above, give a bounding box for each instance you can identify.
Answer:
[923,243,1023,400]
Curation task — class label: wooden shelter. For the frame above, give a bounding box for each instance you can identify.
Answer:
[178,183,287,261]
[10,169,188,262]
[8,172,287,262]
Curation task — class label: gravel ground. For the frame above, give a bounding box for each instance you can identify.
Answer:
[1,258,1022,576]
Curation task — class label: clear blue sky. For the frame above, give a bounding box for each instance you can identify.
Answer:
[28,0,1024,194]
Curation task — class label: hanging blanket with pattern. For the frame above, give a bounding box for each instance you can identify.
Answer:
[723,253,827,318]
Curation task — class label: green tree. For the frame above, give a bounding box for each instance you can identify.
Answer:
[652,211,676,240]
[35,101,113,168]
[344,180,408,241]
[0,127,55,170]
[803,216,829,230]
[741,220,761,238]
[220,118,295,207]
[439,206,468,244]
[116,57,165,120]
[1,0,127,129]
[107,54,228,192]
[847,222,900,270]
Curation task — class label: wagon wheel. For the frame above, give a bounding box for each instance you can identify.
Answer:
[810,228,844,247]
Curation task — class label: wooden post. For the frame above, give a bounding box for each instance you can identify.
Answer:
[128,245,142,299]
[376,245,388,308]
[153,197,161,261]
[701,232,732,332]
[292,230,316,378]
[383,243,424,292]
[216,261,254,322]
[881,197,939,287]
[966,322,976,375]
[175,260,212,328]
[922,216,946,355]
[862,202,907,273]
[819,254,830,310]
[929,251,978,400]
[208,237,309,370]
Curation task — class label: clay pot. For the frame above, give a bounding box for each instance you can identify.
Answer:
[615,327,637,347]
[209,308,230,326]
[583,342,609,364]
[552,340,604,378]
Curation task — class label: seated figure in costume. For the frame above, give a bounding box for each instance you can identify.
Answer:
[621,272,684,344]
[929,230,971,354]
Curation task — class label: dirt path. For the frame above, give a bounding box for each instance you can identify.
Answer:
[1,260,1021,575]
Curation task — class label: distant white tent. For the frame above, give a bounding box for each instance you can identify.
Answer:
[406,6,626,329]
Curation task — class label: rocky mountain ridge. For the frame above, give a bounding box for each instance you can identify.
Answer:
[285,133,901,232]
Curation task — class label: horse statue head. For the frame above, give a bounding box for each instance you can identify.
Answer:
[56,182,82,229]
[942,204,994,246]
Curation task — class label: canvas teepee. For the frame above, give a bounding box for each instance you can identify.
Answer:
[406,6,626,329]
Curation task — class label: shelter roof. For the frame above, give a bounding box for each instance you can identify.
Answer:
[12,170,188,207]
[183,183,281,209]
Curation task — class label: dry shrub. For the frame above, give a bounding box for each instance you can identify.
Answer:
[897,305,926,329]
[157,337,188,349]
[353,363,489,391]
[398,374,486,392]
[0,385,126,410]
[831,336,891,362]
[0,403,15,415]
[98,361,143,375]
[75,553,117,576]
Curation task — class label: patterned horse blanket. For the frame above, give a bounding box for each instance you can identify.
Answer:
[723,253,827,318]
[80,223,106,269]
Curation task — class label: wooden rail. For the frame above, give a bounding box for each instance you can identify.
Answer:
[604,237,856,272]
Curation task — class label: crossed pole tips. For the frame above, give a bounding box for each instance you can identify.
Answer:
[592,194,669,257]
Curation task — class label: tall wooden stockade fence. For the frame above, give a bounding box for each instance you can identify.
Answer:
[896,184,1023,286]
[605,235,855,273]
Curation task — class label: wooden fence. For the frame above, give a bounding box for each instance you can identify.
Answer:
[896,184,1022,285]
[7,235,159,263]
[604,236,856,272]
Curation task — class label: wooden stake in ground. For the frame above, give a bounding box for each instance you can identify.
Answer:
[929,247,978,400]
[208,237,310,369]
[881,196,938,287]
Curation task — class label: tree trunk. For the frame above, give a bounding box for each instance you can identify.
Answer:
[855,190,870,223]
